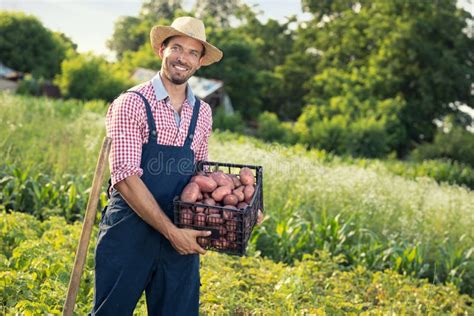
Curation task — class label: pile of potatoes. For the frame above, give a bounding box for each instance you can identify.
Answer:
[179,167,257,250]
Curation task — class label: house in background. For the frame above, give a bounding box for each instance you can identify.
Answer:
[131,68,234,114]
[0,62,23,92]
[0,62,60,97]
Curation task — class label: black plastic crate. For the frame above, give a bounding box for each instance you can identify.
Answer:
[173,161,264,256]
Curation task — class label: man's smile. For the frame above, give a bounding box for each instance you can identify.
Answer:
[172,62,189,72]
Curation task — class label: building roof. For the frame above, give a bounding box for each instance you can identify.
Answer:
[0,62,22,80]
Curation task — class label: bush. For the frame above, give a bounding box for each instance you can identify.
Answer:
[346,116,390,157]
[295,108,349,154]
[413,126,474,167]
[292,96,406,158]
[54,53,131,102]
[212,107,245,133]
[256,111,297,144]
[16,75,43,96]
[380,159,474,189]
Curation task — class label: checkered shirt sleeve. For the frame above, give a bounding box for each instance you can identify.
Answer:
[106,83,213,188]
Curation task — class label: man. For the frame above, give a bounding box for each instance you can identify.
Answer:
[92,16,262,315]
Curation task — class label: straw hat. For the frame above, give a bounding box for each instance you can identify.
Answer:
[150,16,223,66]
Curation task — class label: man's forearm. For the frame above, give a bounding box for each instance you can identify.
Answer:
[114,175,178,240]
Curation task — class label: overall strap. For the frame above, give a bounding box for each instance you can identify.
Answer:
[123,90,157,142]
[184,98,201,148]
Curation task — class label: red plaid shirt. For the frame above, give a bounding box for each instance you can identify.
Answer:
[106,80,213,188]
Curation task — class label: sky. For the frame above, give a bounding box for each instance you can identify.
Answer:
[1,0,310,59]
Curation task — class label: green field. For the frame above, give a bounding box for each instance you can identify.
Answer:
[1,93,473,313]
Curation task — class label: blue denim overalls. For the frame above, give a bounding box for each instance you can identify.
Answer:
[91,91,201,315]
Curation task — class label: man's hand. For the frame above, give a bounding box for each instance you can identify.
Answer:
[168,227,211,255]
[257,209,264,225]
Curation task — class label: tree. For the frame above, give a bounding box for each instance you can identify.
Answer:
[299,0,473,154]
[193,0,243,28]
[140,0,182,19]
[54,53,131,102]
[0,11,75,79]
[107,16,146,59]
[302,0,371,19]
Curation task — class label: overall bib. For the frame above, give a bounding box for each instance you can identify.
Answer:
[92,91,201,315]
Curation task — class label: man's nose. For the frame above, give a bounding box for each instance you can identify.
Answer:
[176,53,186,64]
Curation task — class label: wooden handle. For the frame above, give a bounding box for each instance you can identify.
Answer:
[63,136,112,316]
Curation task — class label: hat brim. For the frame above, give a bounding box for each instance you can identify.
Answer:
[150,25,223,66]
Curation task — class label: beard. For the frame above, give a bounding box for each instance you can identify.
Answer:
[162,61,194,85]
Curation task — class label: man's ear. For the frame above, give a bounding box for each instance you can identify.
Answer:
[158,44,165,58]
[197,57,204,70]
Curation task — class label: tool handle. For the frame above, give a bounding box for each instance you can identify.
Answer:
[63,136,112,316]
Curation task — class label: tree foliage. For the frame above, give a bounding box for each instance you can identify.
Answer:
[140,0,182,19]
[0,11,75,79]
[54,53,131,102]
[193,0,242,28]
[292,0,473,155]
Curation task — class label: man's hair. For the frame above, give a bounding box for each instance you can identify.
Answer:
[162,36,206,58]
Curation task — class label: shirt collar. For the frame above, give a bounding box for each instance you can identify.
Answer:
[151,71,195,107]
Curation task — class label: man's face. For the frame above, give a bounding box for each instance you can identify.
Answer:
[159,36,204,85]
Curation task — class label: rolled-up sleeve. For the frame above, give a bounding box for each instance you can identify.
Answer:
[106,93,146,187]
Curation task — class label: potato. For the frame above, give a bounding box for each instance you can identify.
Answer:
[237,202,248,209]
[210,172,234,188]
[244,185,255,204]
[211,239,222,249]
[206,207,221,215]
[207,214,224,225]
[227,231,237,242]
[233,186,245,202]
[239,167,255,186]
[193,175,217,193]
[179,208,193,225]
[222,207,236,220]
[195,204,206,213]
[212,237,229,250]
[203,192,211,199]
[197,237,209,247]
[194,213,207,226]
[211,225,227,237]
[223,194,238,206]
[211,185,232,202]
[225,219,238,231]
[202,198,216,206]
[230,174,241,187]
[219,237,229,249]
[181,182,200,203]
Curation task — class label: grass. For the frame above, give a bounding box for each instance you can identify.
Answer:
[1,92,473,295]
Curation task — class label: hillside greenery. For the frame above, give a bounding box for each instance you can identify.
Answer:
[1,93,473,298]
